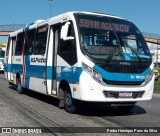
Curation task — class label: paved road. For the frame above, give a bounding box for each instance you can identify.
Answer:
[0,73,159,136]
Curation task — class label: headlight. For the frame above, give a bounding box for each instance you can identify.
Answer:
[82,62,102,83]
[145,70,154,83]
[82,63,92,75]
[93,69,102,82]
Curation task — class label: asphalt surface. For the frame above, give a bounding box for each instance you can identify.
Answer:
[0,73,160,136]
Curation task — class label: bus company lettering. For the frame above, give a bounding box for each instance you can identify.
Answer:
[31,58,46,63]
[79,19,129,32]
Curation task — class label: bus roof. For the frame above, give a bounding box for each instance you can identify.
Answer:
[67,11,124,19]
[9,11,127,37]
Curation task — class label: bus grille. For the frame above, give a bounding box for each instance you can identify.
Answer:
[103,91,144,99]
[102,65,148,74]
[103,79,143,85]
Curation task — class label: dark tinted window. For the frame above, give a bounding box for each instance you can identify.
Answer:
[34,25,48,55]
[25,29,36,55]
[58,22,77,65]
[15,32,24,56]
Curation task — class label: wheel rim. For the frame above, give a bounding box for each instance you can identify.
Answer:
[65,93,72,107]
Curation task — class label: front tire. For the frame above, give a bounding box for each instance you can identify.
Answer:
[64,89,76,114]
[16,78,24,94]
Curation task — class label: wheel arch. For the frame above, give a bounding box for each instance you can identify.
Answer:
[58,79,71,100]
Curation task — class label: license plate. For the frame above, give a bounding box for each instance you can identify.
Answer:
[119,92,132,98]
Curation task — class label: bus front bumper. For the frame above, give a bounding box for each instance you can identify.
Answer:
[73,72,154,102]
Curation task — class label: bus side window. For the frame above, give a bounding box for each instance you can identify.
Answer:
[34,25,48,55]
[25,29,36,55]
[15,32,24,56]
[12,37,17,56]
[58,22,77,65]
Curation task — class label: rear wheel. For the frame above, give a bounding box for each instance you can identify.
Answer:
[64,89,76,114]
[16,78,24,94]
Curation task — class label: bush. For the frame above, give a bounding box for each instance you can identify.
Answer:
[154,79,160,93]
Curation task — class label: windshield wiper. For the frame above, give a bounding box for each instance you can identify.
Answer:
[105,47,114,63]
[105,46,123,63]
[105,18,123,63]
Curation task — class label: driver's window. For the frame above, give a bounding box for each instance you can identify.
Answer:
[57,21,77,65]
[59,22,75,53]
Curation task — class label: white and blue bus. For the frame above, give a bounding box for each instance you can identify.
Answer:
[0,44,6,72]
[4,12,154,113]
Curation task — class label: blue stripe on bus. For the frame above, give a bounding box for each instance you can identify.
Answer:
[5,64,83,84]
[12,64,23,74]
[4,63,23,74]
[73,67,83,83]
[56,66,73,83]
[25,56,30,89]
[47,66,53,80]
[5,63,12,72]
[5,63,151,83]
[93,65,151,82]
[6,63,47,78]
[47,66,83,83]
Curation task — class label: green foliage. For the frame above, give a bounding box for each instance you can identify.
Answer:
[154,80,160,93]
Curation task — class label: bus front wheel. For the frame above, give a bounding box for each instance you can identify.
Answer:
[64,89,76,114]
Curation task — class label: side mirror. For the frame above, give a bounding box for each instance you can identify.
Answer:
[61,22,74,41]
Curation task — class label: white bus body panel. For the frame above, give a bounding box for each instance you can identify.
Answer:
[73,71,154,102]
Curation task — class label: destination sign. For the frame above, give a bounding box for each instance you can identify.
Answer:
[79,19,129,32]
[87,46,119,55]
[38,27,47,33]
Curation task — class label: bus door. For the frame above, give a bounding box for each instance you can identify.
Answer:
[46,25,60,96]
[5,37,16,82]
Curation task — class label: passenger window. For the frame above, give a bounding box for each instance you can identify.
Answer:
[34,25,48,55]
[15,33,24,56]
[25,29,36,55]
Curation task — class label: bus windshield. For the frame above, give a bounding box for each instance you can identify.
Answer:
[75,14,151,63]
